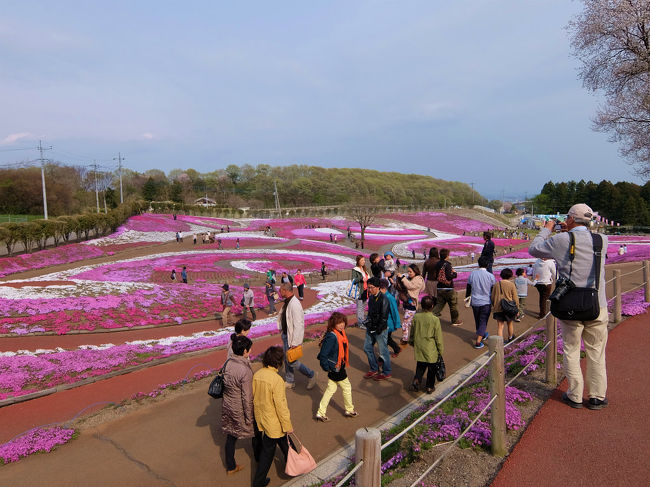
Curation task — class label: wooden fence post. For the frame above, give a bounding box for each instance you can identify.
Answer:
[355,428,381,487]
[545,306,557,386]
[644,260,650,303]
[488,335,506,457]
[613,269,622,323]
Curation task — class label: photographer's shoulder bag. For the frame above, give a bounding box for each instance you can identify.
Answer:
[550,232,603,322]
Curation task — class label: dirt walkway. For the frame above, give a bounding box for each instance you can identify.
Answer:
[492,312,649,486]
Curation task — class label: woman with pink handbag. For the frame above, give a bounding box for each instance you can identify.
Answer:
[252,346,295,487]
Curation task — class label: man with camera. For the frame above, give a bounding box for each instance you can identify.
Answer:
[529,204,609,410]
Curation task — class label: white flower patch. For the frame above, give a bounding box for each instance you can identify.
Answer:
[391,232,463,257]
[229,260,273,273]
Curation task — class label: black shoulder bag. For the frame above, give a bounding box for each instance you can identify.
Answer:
[208,359,230,399]
[550,233,602,322]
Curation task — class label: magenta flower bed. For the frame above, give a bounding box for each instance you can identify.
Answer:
[0,283,269,334]
[121,214,194,232]
[384,212,496,234]
[608,289,650,316]
[284,240,359,256]
[606,244,650,263]
[0,244,106,278]
[0,426,75,464]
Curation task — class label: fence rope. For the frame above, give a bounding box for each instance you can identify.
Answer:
[617,267,644,279]
[505,341,551,387]
[381,352,496,451]
[408,394,498,487]
[333,459,364,487]
[620,281,648,296]
[504,312,549,349]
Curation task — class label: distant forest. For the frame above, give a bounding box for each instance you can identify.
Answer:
[532,180,650,226]
[0,163,486,216]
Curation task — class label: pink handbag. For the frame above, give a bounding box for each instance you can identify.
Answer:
[285,433,317,476]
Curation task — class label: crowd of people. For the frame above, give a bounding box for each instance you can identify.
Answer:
[214,203,611,485]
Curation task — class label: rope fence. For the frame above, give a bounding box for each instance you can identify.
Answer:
[328,261,650,486]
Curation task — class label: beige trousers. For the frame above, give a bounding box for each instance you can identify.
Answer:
[222,306,231,327]
[560,307,608,402]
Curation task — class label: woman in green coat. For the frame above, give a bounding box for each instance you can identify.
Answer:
[408,295,444,393]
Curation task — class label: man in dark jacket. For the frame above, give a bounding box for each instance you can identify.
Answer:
[369,253,385,279]
[480,231,495,273]
[432,249,463,326]
[362,277,392,380]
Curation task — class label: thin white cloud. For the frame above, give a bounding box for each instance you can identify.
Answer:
[141,133,154,140]
[1,132,32,145]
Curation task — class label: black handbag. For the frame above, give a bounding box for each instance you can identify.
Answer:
[499,282,519,317]
[550,233,603,322]
[207,359,230,399]
[435,342,446,382]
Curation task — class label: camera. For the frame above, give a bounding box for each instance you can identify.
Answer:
[549,277,575,301]
[553,219,562,232]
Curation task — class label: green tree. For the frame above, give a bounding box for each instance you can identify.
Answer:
[142,177,157,201]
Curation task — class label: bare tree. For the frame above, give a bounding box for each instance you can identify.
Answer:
[569,0,650,176]
[347,199,379,249]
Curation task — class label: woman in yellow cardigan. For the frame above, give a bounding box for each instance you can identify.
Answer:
[252,346,293,487]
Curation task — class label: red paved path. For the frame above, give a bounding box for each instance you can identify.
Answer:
[492,312,650,486]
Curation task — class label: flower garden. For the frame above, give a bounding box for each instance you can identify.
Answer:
[1,210,648,468]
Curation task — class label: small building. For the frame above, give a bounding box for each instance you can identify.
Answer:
[194,196,216,207]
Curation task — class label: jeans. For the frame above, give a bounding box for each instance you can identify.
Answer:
[356,299,367,324]
[242,305,256,321]
[252,432,289,487]
[472,304,491,339]
[363,329,391,375]
[414,361,437,389]
[297,284,304,299]
[266,293,275,314]
[432,289,459,324]
[317,377,354,416]
[281,333,314,384]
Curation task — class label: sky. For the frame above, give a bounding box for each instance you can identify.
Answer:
[0,0,645,201]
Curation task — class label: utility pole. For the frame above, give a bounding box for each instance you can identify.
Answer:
[273,180,281,216]
[113,152,125,204]
[37,140,52,220]
[93,160,100,213]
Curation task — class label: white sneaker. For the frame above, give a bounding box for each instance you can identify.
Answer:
[306,372,318,390]
[285,382,295,389]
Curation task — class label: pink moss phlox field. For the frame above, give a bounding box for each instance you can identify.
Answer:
[0,426,75,464]
[384,212,496,234]
[121,214,194,232]
[605,244,650,263]
[0,244,106,278]
[71,251,347,283]
[608,289,650,316]
[0,283,272,334]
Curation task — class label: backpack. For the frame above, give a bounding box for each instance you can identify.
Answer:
[437,262,452,286]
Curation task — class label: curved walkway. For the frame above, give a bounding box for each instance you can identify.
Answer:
[492,311,649,486]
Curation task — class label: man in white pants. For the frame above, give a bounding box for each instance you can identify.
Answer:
[529,204,609,410]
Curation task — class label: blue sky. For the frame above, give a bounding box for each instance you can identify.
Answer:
[0,0,644,200]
